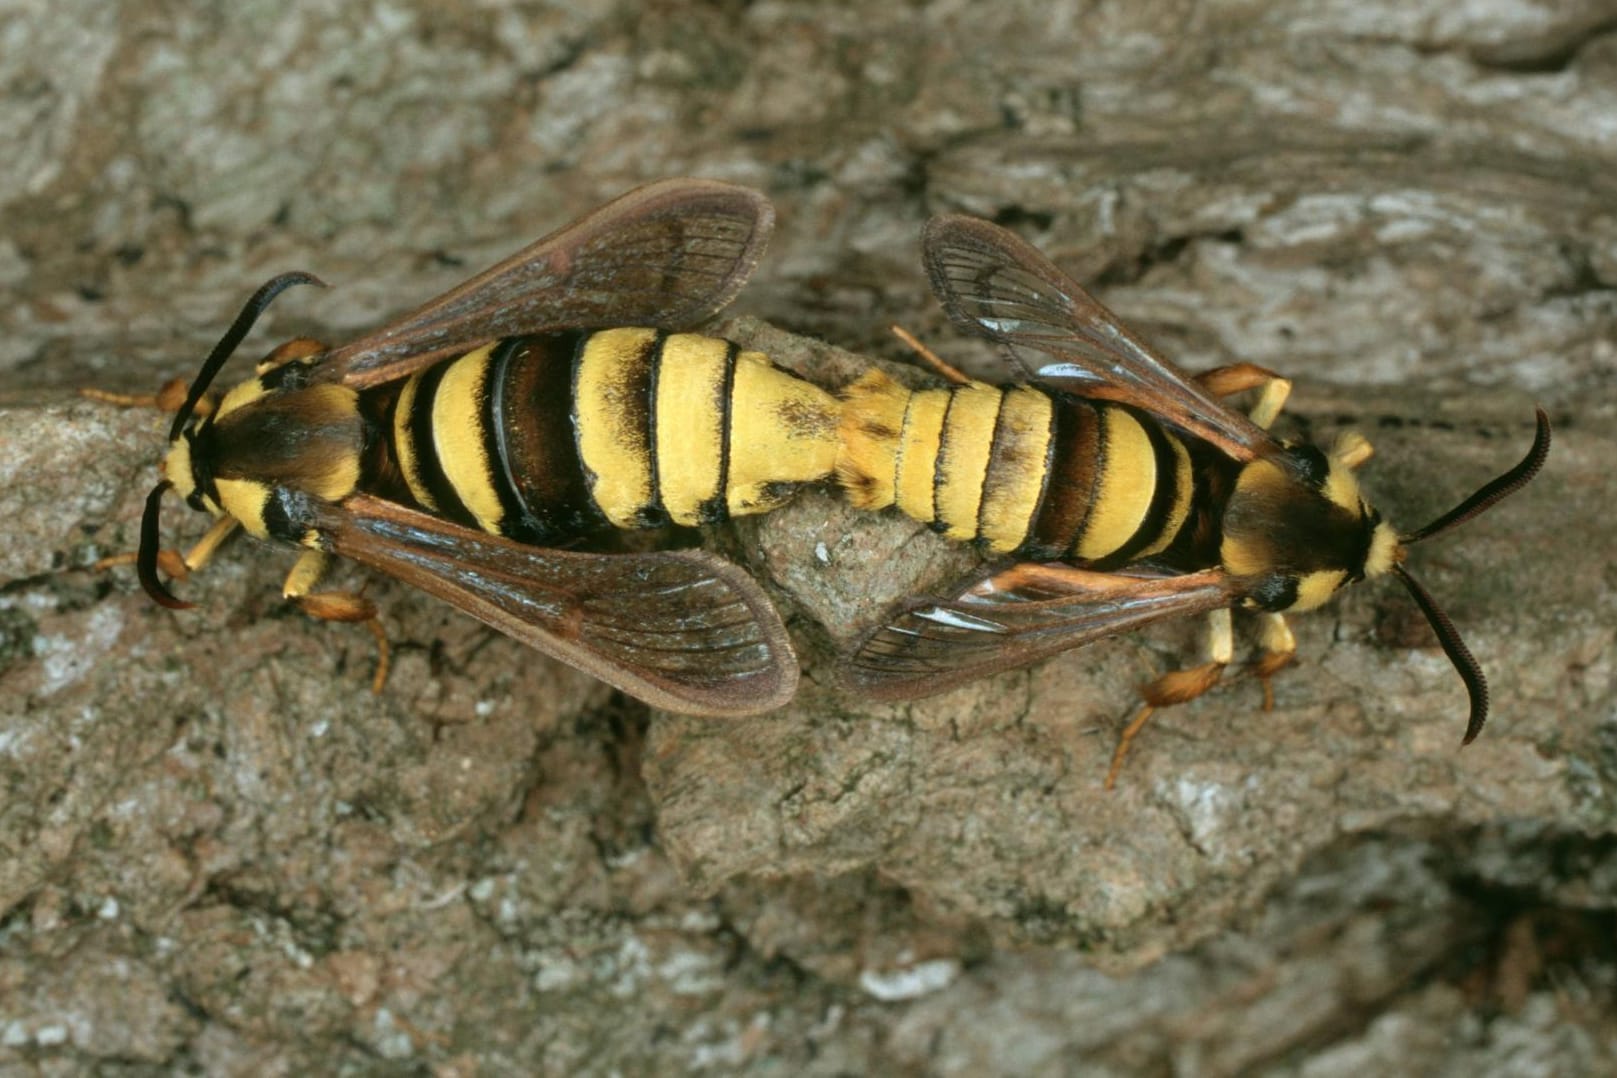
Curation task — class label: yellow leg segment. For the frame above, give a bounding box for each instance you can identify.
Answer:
[1107,609,1233,790]
[1248,612,1297,712]
[184,517,239,573]
[282,550,389,694]
[1332,431,1374,470]
[1196,362,1291,430]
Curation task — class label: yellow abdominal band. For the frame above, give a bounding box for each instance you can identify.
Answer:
[428,344,506,533]
[575,329,660,529]
[576,329,841,526]
[1073,408,1156,561]
[724,351,841,516]
[974,386,1053,552]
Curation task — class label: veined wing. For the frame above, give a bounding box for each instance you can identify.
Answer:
[844,563,1236,701]
[921,214,1278,461]
[311,495,797,716]
[321,179,775,389]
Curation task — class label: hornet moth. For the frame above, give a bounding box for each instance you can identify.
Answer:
[106,179,851,716]
[835,215,1551,786]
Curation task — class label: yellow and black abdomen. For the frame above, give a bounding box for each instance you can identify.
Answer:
[838,370,1196,566]
[382,329,841,544]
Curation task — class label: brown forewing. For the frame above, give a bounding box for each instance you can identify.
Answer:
[920,214,1280,462]
[310,494,797,717]
[318,178,776,389]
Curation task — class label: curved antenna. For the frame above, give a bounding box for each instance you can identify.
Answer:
[167,271,327,442]
[1390,563,1488,744]
[1389,407,1549,743]
[144,271,325,610]
[138,481,191,609]
[1403,408,1551,544]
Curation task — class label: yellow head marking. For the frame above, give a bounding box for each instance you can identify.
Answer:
[1364,521,1400,579]
[162,374,267,513]
[162,436,198,503]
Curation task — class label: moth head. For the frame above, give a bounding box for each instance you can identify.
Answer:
[1225,411,1552,746]
[160,422,213,515]
[138,272,325,609]
[1221,434,1393,613]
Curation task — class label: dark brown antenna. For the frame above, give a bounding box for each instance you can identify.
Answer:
[1393,408,1551,743]
[1402,408,1551,545]
[1391,563,1488,743]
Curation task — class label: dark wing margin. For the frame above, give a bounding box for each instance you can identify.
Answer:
[311,495,797,716]
[843,564,1237,701]
[321,178,776,389]
[921,214,1279,461]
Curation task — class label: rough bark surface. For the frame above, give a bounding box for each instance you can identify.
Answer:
[3,1,1615,1073]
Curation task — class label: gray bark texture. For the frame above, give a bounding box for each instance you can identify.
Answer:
[3,1,1615,1073]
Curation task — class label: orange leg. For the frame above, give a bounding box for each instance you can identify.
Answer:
[1246,612,1296,712]
[93,548,188,579]
[80,377,194,415]
[1106,609,1233,790]
[1196,363,1291,430]
[975,562,1225,599]
[1195,362,1280,396]
[283,551,389,693]
[254,337,325,375]
[890,324,972,385]
[93,516,239,595]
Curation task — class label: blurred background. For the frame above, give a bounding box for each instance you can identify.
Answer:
[2,1,1614,1072]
